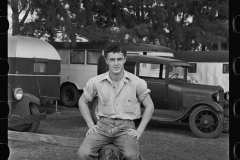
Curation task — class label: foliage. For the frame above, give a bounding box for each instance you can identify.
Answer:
[8,0,229,50]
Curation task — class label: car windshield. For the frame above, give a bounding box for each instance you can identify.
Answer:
[168,66,186,79]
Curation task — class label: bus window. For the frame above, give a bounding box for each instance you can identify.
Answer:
[87,50,102,65]
[70,50,85,64]
[223,64,229,73]
[57,49,69,64]
[188,63,197,73]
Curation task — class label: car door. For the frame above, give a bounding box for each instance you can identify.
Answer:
[138,62,168,110]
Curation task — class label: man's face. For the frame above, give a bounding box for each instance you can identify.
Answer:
[105,52,126,74]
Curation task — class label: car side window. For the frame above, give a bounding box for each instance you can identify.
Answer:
[139,63,166,79]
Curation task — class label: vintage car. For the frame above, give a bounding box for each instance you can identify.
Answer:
[89,54,229,139]
[8,84,46,132]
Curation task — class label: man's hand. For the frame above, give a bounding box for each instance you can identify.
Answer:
[86,125,100,136]
[127,129,142,140]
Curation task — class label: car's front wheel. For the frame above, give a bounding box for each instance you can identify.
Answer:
[189,105,224,139]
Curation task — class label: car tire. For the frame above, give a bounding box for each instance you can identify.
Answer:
[189,105,224,139]
[10,103,41,133]
[89,97,99,124]
[223,107,229,133]
[61,85,80,107]
[25,103,41,133]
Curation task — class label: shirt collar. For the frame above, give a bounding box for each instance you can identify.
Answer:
[100,70,131,83]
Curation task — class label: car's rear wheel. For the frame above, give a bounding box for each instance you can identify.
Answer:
[61,85,80,107]
[89,97,99,124]
[189,105,224,138]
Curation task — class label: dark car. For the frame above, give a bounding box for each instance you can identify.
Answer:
[89,55,229,139]
[8,84,46,132]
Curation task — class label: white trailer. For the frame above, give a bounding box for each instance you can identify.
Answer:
[173,51,229,92]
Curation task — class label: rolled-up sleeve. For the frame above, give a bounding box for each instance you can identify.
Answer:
[83,78,97,102]
[136,79,151,102]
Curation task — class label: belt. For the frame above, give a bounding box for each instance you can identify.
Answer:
[99,116,132,121]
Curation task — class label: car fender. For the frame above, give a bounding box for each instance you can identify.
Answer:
[188,100,224,113]
[12,93,40,116]
[179,100,224,121]
[23,93,40,105]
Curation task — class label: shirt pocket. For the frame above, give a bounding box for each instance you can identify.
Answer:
[123,97,138,113]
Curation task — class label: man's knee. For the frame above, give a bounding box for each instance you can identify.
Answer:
[77,146,98,159]
[123,151,139,160]
[77,147,89,159]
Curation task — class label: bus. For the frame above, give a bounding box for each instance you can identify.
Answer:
[50,42,173,107]
[173,51,229,92]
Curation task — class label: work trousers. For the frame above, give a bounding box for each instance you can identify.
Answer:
[77,117,140,160]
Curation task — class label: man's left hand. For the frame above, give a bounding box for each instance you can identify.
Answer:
[127,129,142,140]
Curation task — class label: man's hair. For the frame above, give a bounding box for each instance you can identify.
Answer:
[104,43,127,58]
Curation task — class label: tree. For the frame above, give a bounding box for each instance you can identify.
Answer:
[8,0,85,41]
[8,0,229,50]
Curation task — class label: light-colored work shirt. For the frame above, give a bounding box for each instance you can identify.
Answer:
[83,70,151,120]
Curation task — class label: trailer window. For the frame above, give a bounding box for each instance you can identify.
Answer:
[223,64,229,73]
[188,63,197,73]
[87,50,102,65]
[34,62,46,73]
[70,50,85,64]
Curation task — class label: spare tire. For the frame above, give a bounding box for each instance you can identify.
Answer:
[61,85,80,107]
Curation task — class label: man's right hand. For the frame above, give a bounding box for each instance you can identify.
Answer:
[86,125,100,136]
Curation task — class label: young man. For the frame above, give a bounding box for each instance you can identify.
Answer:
[78,43,154,160]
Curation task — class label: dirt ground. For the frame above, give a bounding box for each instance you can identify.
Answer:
[8,105,229,160]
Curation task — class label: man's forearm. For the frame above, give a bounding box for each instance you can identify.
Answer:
[137,103,154,134]
[78,97,95,128]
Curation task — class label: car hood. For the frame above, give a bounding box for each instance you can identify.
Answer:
[182,82,224,99]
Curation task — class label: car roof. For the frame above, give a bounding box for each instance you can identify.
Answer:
[126,54,191,67]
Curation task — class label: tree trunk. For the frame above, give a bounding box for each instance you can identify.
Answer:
[10,0,21,36]
[202,44,205,51]
[82,0,94,25]
[218,41,221,51]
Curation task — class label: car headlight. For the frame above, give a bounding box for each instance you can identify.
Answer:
[13,88,23,100]
[212,92,220,102]
[224,92,229,101]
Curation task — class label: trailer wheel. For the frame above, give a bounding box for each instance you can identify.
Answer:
[189,105,224,139]
[61,85,80,107]
[89,97,99,124]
